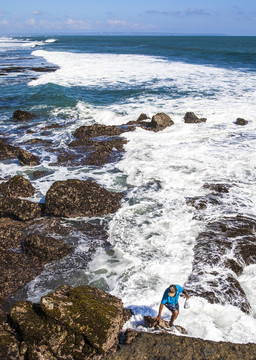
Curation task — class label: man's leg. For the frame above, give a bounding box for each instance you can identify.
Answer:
[170,310,179,326]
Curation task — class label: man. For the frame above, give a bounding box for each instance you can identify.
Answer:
[155,284,190,329]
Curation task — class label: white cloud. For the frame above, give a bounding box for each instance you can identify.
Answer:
[65,18,91,29]
[26,18,36,26]
[0,19,8,25]
[107,19,147,29]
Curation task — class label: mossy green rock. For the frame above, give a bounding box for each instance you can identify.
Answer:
[41,285,125,353]
[9,285,126,359]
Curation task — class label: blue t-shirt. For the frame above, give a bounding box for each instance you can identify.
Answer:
[161,285,183,305]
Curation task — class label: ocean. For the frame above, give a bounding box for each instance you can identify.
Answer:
[1,35,256,343]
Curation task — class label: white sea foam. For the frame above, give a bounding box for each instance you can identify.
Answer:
[8,49,256,344]
[45,38,57,43]
[0,37,44,51]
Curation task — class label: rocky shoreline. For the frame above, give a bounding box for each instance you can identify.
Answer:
[1,110,255,359]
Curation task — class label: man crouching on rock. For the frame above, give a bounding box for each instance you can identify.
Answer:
[155,284,190,329]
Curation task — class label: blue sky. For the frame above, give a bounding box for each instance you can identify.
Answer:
[0,0,256,35]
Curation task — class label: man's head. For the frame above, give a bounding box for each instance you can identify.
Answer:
[168,285,177,297]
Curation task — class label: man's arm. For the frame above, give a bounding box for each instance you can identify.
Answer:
[156,303,164,322]
[183,289,189,300]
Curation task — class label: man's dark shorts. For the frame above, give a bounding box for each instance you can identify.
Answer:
[165,302,179,312]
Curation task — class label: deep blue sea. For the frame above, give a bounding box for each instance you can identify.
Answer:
[1,35,256,343]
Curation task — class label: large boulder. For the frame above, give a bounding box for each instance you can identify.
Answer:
[184,112,207,123]
[0,175,35,198]
[12,110,35,122]
[17,149,40,166]
[9,285,128,359]
[0,198,41,221]
[45,179,122,218]
[151,112,174,130]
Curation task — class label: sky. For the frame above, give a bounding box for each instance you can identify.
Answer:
[0,0,256,36]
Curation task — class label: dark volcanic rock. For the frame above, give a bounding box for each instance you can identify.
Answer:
[17,149,40,166]
[137,113,149,121]
[69,137,128,166]
[74,124,131,139]
[0,142,20,161]
[185,215,256,313]
[24,138,52,145]
[24,234,72,263]
[184,112,207,123]
[0,217,74,319]
[186,194,221,210]
[235,118,248,126]
[202,183,231,193]
[0,198,41,221]
[151,112,174,130]
[45,179,122,218]
[32,170,51,179]
[0,175,35,198]
[7,285,128,359]
[107,329,256,360]
[12,110,35,122]
[41,123,62,130]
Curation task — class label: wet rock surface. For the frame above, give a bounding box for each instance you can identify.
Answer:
[235,118,248,125]
[0,217,73,317]
[0,175,35,198]
[184,112,207,123]
[0,197,41,221]
[24,234,72,263]
[74,124,132,139]
[12,110,35,122]
[151,112,174,130]
[0,141,20,161]
[17,148,40,166]
[2,285,128,360]
[106,330,256,360]
[45,179,122,218]
[186,182,256,312]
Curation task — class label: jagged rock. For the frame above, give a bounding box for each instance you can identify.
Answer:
[45,179,122,218]
[0,198,41,221]
[12,110,35,122]
[33,170,50,179]
[184,112,207,123]
[24,138,52,145]
[8,285,129,359]
[0,175,35,198]
[107,329,256,360]
[185,215,256,313]
[17,149,40,166]
[0,322,22,360]
[137,113,149,121]
[144,316,188,334]
[203,183,231,193]
[151,112,174,130]
[24,234,72,263]
[235,118,248,125]
[186,194,221,210]
[41,123,62,130]
[0,142,20,161]
[74,124,127,139]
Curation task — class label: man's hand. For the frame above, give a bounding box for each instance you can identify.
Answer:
[184,299,190,309]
